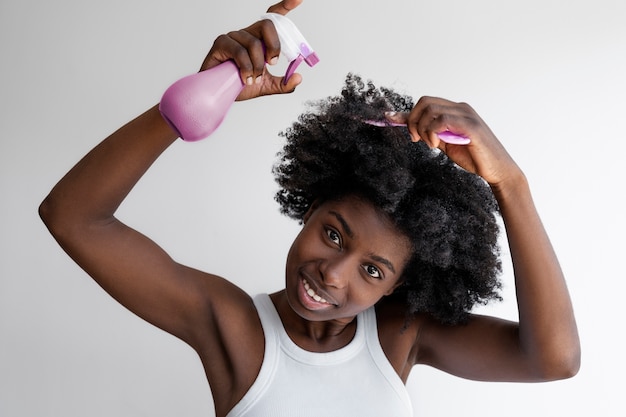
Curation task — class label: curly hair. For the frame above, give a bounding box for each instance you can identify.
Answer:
[273,74,502,325]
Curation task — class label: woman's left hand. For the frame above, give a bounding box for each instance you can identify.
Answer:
[385,97,520,188]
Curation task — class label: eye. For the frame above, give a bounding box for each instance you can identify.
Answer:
[363,264,382,279]
[326,228,341,246]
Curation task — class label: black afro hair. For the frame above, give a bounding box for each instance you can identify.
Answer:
[273,74,502,325]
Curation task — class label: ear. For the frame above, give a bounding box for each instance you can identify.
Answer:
[302,200,321,224]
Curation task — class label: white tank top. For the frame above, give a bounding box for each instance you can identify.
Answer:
[226,294,413,417]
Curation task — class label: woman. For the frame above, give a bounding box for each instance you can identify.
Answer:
[39,0,580,415]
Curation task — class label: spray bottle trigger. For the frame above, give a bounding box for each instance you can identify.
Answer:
[284,55,304,84]
[283,50,319,83]
[260,12,319,84]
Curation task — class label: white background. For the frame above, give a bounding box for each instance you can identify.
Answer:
[1,0,625,415]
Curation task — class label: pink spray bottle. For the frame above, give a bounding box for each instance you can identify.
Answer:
[159,13,319,142]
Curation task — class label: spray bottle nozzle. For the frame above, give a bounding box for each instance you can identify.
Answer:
[260,13,319,83]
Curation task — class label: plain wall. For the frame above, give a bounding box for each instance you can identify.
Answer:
[1,0,625,415]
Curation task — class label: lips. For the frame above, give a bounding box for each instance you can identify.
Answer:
[298,276,338,309]
[303,279,330,304]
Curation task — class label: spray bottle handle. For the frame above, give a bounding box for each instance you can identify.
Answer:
[260,13,319,83]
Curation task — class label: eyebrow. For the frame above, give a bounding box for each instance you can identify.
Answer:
[330,210,354,238]
[371,255,397,274]
[329,210,397,274]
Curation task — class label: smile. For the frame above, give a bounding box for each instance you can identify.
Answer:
[302,279,330,304]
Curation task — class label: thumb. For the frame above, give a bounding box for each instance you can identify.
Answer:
[384,111,409,125]
[384,111,422,143]
[251,72,302,99]
[267,0,303,15]
[280,72,302,93]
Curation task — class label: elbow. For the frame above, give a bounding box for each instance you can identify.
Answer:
[546,357,580,381]
[533,342,581,382]
[548,327,582,381]
[39,192,73,242]
[39,194,57,232]
[557,344,581,380]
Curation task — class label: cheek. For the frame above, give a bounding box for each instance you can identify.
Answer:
[348,280,393,308]
[350,271,404,306]
[287,227,311,257]
[285,228,320,276]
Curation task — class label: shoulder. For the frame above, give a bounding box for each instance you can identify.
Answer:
[187,269,265,412]
[188,269,264,354]
[374,299,425,382]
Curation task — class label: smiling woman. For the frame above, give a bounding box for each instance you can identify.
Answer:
[282,196,413,326]
[38,0,579,416]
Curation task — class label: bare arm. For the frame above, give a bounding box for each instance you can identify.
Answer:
[39,105,212,344]
[388,100,580,382]
[417,174,580,382]
[39,1,303,349]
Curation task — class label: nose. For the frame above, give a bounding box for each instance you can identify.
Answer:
[319,253,353,289]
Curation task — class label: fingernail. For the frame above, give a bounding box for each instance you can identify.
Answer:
[246,76,254,86]
[385,111,397,117]
[269,56,279,65]
[255,75,263,84]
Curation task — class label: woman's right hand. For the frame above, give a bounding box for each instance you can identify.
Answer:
[385,97,521,189]
[199,0,304,101]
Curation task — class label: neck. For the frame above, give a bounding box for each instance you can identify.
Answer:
[270,290,358,352]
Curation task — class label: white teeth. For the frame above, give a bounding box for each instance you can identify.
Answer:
[303,279,329,304]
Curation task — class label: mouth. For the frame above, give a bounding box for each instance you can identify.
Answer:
[303,278,330,304]
[298,277,337,310]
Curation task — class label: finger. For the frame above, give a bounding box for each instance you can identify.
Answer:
[384,111,409,124]
[410,97,440,142]
[262,72,302,96]
[411,97,465,147]
[251,19,281,67]
[265,72,302,95]
[267,0,303,15]
[226,30,268,85]
[384,111,422,143]
[280,72,302,92]
[235,70,301,101]
[417,104,448,148]
[200,34,242,72]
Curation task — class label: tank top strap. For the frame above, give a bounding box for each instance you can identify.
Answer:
[362,304,413,410]
[226,294,281,417]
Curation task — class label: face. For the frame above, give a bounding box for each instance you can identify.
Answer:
[284,195,413,324]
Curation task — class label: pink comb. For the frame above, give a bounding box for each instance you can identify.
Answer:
[363,120,470,145]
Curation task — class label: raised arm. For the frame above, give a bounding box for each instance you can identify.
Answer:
[387,99,580,382]
[38,1,303,348]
